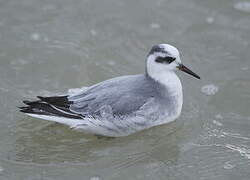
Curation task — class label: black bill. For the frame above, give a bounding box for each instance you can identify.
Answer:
[178,64,200,79]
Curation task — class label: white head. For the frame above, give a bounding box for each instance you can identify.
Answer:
[146,44,200,81]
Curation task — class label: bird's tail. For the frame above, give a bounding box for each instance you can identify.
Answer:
[19,96,84,126]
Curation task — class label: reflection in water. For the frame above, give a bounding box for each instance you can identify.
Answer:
[11,116,182,168]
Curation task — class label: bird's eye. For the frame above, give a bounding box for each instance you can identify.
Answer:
[155,56,176,64]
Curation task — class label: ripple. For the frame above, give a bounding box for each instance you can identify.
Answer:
[225,144,250,159]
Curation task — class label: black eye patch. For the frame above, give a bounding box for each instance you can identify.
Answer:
[155,56,176,64]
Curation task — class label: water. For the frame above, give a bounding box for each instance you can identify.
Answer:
[201,84,219,96]
[0,0,250,179]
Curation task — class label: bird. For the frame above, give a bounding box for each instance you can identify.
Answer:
[19,44,200,137]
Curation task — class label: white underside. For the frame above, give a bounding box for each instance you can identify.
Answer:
[26,114,84,128]
[25,113,127,136]
[26,113,116,136]
[26,109,181,137]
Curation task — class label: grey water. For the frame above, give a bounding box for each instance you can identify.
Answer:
[0,0,250,179]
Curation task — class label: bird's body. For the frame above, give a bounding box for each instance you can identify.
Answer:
[20,44,200,137]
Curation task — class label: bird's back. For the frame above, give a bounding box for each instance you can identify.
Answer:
[68,74,168,116]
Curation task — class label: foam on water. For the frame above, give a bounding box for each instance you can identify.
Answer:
[226,144,250,159]
[201,84,219,96]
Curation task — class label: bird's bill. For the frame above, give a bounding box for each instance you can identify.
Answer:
[177,64,200,79]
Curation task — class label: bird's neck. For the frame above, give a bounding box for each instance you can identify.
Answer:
[147,70,182,97]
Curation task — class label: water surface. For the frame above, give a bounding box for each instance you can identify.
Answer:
[0,0,250,179]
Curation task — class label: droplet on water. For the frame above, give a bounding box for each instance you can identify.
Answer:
[107,60,115,66]
[90,176,102,180]
[213,120,223,126]
[150,23,161,29]
[90,29,97,36]
[241,66,249,71]
[0,87,8,92]
[215,114,223,119]
[30,33,41,41]
[223,161,235,169]
[206,17,214,24]
[234,2,250,13]
[0,166,3,173]
[201,84,219,96]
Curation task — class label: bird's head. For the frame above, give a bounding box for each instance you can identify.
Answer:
[146,44,200,80]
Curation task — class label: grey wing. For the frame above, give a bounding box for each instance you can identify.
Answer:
[68,75,158,116]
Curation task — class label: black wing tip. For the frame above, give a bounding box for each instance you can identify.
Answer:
[22,100,34,105]
[36,95,71,106]
[19,98,45,114]
[37,96,45,100]
[19,97,82,119]
[19,100,30,113]
[18,106,34,114]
